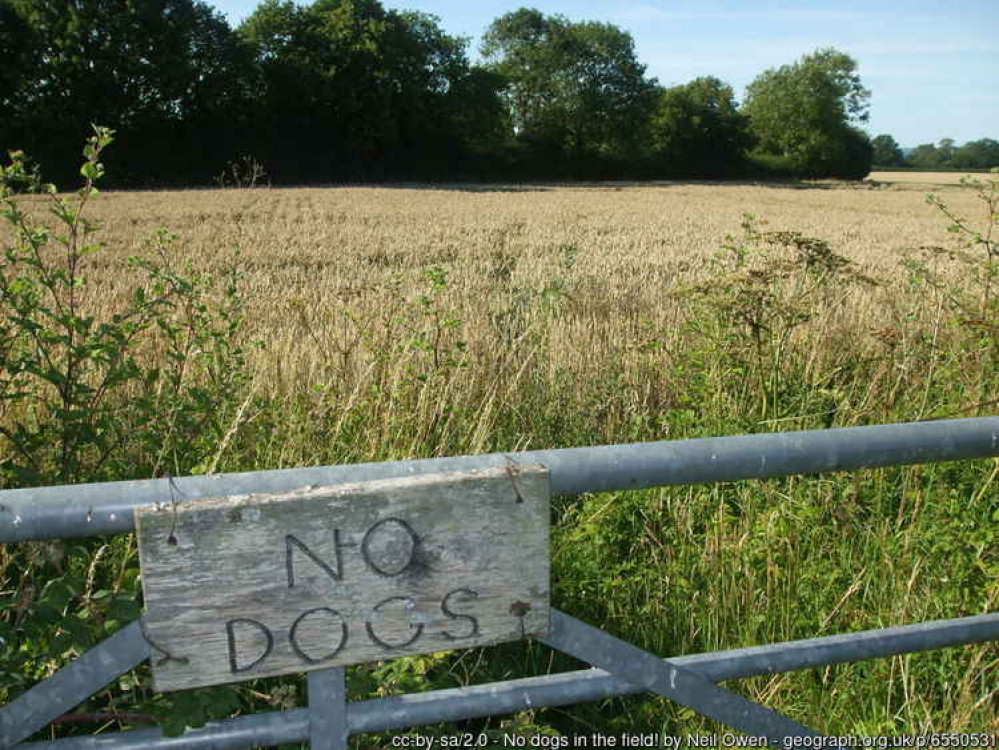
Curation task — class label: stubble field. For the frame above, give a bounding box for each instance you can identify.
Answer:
[2,172,996,742]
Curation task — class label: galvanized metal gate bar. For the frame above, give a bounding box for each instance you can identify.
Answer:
[3,418,998,747]
[10,612,999,748]
[541,611,824,746]
[2,417,996,543]
[18,708,310,750]
[0,623,148,748]
[344,613,999,734]
[307,668,347,750]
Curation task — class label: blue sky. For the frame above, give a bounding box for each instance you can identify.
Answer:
[209,0,998,147]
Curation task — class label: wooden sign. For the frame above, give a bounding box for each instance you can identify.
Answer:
[135,465,550,692]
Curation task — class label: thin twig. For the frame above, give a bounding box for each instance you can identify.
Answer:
[50,713,156,726]
[165,475,188,546]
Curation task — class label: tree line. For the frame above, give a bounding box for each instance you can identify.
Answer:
[872,135,999,170]
[1,0,991,186]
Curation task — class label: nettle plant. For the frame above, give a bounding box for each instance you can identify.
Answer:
[0,127,255,487]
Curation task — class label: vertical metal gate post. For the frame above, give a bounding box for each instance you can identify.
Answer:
[308,669,348,749]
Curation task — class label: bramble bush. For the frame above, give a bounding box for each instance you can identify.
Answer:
[0,127,260,738]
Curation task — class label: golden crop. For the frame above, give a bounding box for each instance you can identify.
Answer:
[46,174,971,406]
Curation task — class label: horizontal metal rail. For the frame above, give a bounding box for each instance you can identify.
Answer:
[2,417,997,543]
[541,611,824,741]
[16,611,999,749]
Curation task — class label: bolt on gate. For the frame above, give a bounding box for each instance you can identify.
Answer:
[0,416,997,749]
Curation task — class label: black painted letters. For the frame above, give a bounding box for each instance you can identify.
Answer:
[269,516,484,665]
[285,531,342,587]
[360,518,419,577]
[440,588,480,641]
[226,618,274,674]
[289,607,348,663]
[365,596,424,649]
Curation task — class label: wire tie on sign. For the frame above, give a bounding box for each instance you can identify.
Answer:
[502,454,526,504]
[165,475,188,546]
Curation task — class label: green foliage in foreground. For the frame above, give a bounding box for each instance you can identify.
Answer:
[0,138,996,745]
[0,129,255,486]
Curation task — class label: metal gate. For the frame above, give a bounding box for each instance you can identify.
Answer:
[2,417,998,748]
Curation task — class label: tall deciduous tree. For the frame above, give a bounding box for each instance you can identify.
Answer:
[240,0,491,179]
[649,76,751,176]
[481,7,657,170]
[0,0,257,183]
[871,134,905,167]
[0,0,33,112]
[240,0,390,176]
[743,48,873,178]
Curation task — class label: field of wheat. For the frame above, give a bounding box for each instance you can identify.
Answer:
[2,171,996,742]
[75,174,984,418]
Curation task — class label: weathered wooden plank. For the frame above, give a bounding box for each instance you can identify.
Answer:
[136,465,550,692]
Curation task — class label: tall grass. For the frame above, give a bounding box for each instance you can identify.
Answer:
[1,149,996,744]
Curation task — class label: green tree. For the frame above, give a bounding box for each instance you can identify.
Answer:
[481,7,657,170]
[381,9,488,174]
[0,0,257,184]
[908,142,943,169]
[908,138,999,170]
[441,66,511,161]
[871,134,905,167]
[0,0,33,111]
[240,0,486,179]
[649,76,752,176]
[743,47,873,178]
[936,137,957,164]
[953,138,999,169]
